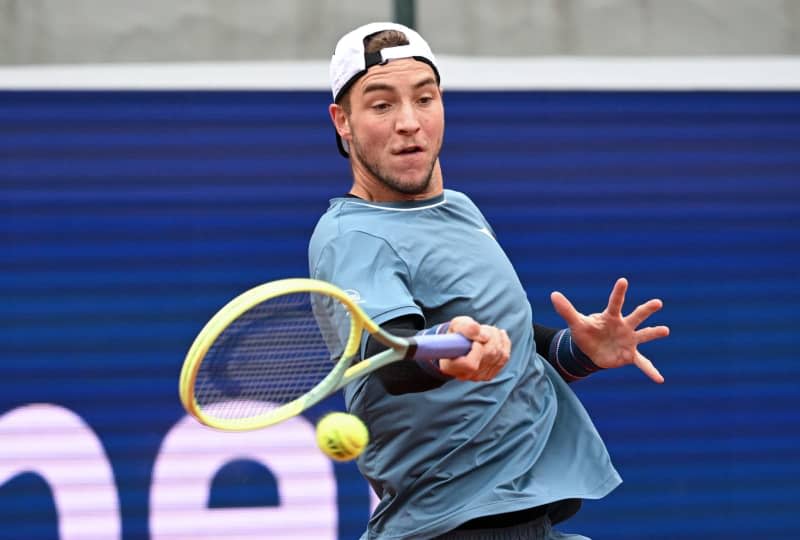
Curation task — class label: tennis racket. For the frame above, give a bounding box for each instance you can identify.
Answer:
[179,278,471,431]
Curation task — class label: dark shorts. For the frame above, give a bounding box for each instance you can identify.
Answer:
[434,515,590,540]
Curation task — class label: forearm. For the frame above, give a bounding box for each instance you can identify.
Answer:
[533,323,559,358]
[365,315,452,395]
[370,319,602,392]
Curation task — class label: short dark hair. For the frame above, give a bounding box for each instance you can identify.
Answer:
[364,29,410,54]
[337,29,410,112]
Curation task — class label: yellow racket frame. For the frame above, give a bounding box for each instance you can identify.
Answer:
[178,278,397,431]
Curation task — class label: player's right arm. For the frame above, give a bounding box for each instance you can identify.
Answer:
[366,315,510,394]
[368,315,602,394]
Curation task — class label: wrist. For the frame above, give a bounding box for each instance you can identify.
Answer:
[548,328,602,381]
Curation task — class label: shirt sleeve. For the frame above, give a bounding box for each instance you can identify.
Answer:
[311,229,424,326]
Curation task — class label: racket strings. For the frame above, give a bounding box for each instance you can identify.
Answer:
[194,292,349,420]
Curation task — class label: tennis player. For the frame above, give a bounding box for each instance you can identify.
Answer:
[309,22,670,540]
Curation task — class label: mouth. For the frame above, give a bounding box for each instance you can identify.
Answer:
[393,145,424,156]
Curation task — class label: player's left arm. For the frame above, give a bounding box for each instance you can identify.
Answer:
[548,277,670,383]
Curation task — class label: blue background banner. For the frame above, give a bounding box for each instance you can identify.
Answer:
[1,90,799,539]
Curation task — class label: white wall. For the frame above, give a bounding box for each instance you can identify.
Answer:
[1,0,798,65]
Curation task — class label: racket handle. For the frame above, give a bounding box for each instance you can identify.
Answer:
[411,333,472,361]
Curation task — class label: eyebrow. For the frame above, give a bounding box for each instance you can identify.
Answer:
[361,77,438,95]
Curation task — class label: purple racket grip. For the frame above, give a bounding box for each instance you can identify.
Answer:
[411,333,472,361]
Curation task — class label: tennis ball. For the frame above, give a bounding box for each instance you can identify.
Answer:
[315,412,369,462]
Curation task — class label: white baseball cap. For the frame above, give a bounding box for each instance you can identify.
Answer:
[329,22,441,157]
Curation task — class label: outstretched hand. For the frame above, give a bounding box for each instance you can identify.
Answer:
[550,278,670,383]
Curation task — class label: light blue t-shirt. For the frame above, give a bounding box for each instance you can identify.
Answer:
[308,190,621,539]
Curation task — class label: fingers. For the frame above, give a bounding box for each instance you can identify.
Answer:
[635,325,670,344]
[440,323,510,381]
[550,291,582,327]
[626,298,663,328]
[448,316,483,341]
[606,277,628,317]
[439,350,481,379]
[472,326,511,381]
[634,352,665,384]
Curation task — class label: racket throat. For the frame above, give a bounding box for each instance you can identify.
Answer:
[403,341,419,361]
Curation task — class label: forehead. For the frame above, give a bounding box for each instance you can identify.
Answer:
[352,58,438,95]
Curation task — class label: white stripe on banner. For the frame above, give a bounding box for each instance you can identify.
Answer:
[0,56,799,90]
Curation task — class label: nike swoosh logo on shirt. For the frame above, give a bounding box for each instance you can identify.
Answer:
[477,227,494,239]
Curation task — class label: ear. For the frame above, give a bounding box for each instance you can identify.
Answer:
[329,103,351,142]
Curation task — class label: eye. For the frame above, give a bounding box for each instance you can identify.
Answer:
[418,95,434,106]
[371,102,391,112]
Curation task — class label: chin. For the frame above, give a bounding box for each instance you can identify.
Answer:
[394,162,434,184]
[395,177,432,195]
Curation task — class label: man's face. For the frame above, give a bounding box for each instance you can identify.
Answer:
[338,59,444,197]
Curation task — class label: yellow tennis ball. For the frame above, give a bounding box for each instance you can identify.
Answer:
[315,412,369,462]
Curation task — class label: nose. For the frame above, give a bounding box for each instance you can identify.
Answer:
[395,101,421,134]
